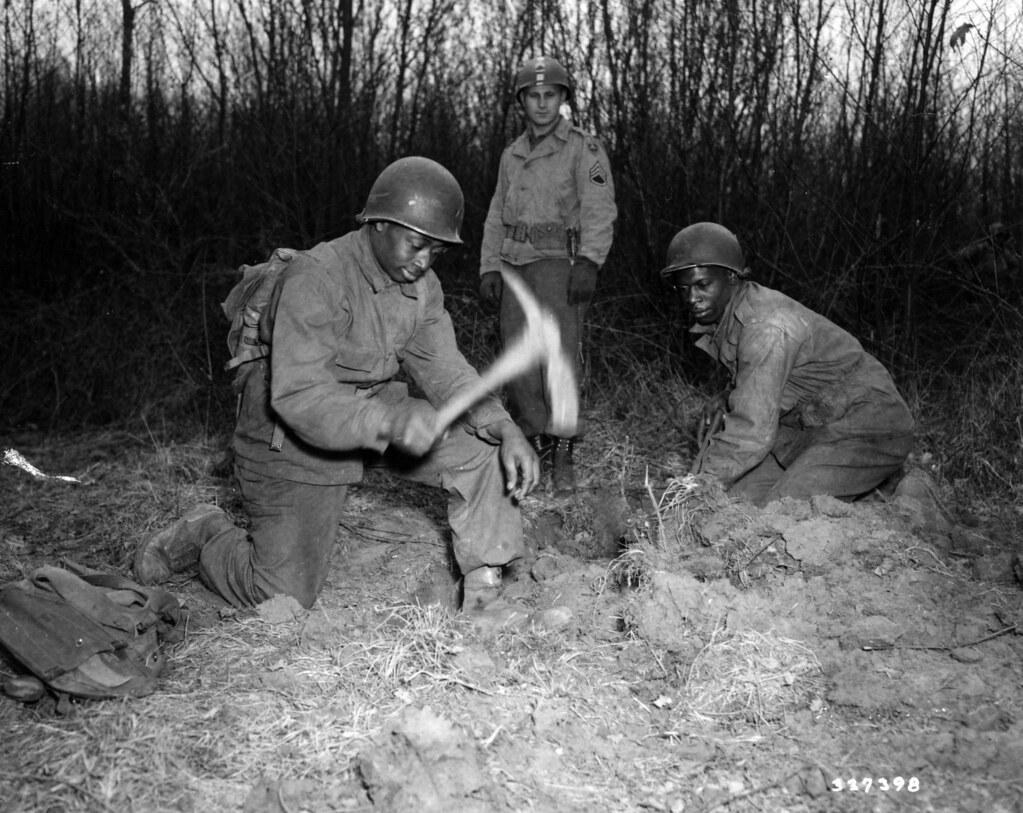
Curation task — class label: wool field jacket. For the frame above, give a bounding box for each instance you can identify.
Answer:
[480,116,617,273]
[234,227,510,484]
[691,281,914,486]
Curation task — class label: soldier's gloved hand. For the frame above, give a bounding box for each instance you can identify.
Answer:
[696,391,728,448]
[382,400,441,457]
[567,258,598,305]
[479,272,503,309]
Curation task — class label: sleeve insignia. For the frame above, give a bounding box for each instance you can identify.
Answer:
[589,161,607,186]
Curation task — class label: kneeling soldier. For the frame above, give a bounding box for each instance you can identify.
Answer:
[663,222,915,506]
[136,157,539,623]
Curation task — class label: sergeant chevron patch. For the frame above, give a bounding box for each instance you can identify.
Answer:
[589,161,607,185]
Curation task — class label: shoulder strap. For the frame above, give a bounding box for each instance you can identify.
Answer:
[223,248,298,371]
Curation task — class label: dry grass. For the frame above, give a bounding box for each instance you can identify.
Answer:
[0,430,704,812]
[1,574,655,811]
[3,379,1018,811]
[684,627,823,729]
[606,472,733,588]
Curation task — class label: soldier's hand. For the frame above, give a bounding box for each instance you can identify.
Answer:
[383,400,441,457]
[696,391,728,448]
[567,259,598,305]
[491,420,540,501]
[479,272,503,309]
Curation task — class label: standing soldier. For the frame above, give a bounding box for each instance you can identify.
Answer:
[135,157,540,626]
[479,55,617,495]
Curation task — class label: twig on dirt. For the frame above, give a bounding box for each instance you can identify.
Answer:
[977,456,1013,488]
[276,784,297,813]
[430,673,496,696]
[905,545,954,576]
[742,536,781,569]
[863,624,1018,652]
[644,639,670,678]
[480,725,505,748]
[707,768,803,810]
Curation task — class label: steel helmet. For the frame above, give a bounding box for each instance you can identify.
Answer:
[660,222,747,277]
[514,56,572,101]
[358,156,464,244]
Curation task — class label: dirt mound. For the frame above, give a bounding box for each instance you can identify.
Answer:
[357,706,489,813]
[608,477,1023,730]
[3,439,1023,812]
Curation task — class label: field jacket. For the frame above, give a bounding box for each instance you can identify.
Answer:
[691,282,914,487]
[480,116,617,273]
[234,227,511,484]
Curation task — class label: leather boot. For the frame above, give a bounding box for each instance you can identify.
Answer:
[526,434,552,470]
[551,437,577,496]
[461,565,529,631]
[461,565,501,612]
[134,504,233,585]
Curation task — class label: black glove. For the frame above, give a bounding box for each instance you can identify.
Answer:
[479,272,502,309]
[567,258,598,306]
[696,391,728,448]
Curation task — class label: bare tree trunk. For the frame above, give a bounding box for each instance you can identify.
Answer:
[120,0,137,119]
[339,0,353,116]
[390,0,414,160]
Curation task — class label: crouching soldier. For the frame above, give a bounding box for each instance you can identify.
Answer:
[662,222,915,506]
[135,157,539,624]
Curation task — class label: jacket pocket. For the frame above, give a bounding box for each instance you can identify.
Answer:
[334,347,391,385]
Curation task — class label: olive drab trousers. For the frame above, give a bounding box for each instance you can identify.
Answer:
[499,258,589,438]
[727,394,915,507]
[195,428,524,609]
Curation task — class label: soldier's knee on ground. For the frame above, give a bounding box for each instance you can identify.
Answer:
[265,573,321,610]
[249,582,320,611]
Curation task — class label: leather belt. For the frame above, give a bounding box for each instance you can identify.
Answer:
[504,222,568,245]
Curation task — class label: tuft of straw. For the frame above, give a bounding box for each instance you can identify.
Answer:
[683,627,823,728]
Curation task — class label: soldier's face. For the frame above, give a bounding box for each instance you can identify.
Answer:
[521,84,566,134]
[672,266,739,325]
[370,222,448,284]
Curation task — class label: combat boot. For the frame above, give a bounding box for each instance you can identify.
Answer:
[461,565,502,612]
[551,437,576,496]
[527,434,552,471]
[134,503,233,585]
[461,565,529,631]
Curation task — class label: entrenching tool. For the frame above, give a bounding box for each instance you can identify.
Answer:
[433,271,579,437]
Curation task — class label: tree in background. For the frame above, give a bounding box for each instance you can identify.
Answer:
[1,0,1019,490]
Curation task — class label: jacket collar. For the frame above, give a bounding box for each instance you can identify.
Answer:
[689,280,754,340]
[350,226,421,299]
[511,115,572,160]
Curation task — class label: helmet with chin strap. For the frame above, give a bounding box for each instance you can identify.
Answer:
[660,222,747,277]
[358,156,464,245]
[514,56,572,101]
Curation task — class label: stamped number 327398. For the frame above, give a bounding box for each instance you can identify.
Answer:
[831,777,921,792]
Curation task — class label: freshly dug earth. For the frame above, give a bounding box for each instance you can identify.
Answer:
[1,429,1022,812]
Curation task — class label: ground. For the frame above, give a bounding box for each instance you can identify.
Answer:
[1,421,1021,813]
